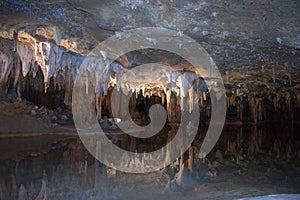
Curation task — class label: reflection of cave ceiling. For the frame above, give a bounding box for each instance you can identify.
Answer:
[0,0,299,74]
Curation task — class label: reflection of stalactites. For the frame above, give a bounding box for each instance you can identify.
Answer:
[0,180,9,200]
[18,184,29,200]
[11,172,17,200]
[285,139,292,161]
[248,126,263,159]
[273,139,281,158]
[35,170,47,200]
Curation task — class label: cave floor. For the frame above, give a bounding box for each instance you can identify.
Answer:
[0,100,299,200]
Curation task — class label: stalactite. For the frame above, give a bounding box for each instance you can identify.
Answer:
[96,96,102,119]
[64,68,71,106]
[261,65,265,73]
[188,86,193,113]
[273,94,280,111]
[175,159,185,186]
[228,92,236,108]
[0,46,13,95]
[225,70,230,84]
[17,41,35,77]
[272,67,276,83]
[284,91,291,113]
[13,52,21,90]
[161,91,165,105]
[237,99,244,120]
[288,73,292,86]
[258,102,263,121]
[203,91,207,101]
[53,26,61,46]
[166,89,172,122]
[130,93,137,116]
[175,97,181,122]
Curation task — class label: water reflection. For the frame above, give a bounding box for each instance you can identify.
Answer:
[0,124,299,200]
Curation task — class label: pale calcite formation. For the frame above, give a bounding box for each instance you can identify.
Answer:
[0,31,211,121]
[0,30,298,125]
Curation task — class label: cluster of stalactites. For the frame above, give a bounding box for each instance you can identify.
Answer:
[16,31,82,93]
[82,62,211,120]
[0,31,216,121]
[226,87,297,124]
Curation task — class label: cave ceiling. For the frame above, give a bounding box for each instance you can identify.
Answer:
[0,0,299,74]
